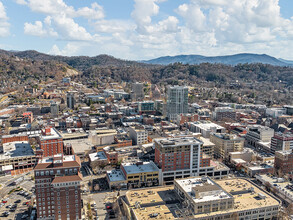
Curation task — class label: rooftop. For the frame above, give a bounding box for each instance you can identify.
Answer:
[0,141,34,160]
[122,161,159,174]
[175,177,232,203]
[51,172,83,184]
[154,137,202,147]
[64,139,92,154]
[107,170,126,182]
[39,127,62,140]
[34,154,81,170]
[88,151,107,162]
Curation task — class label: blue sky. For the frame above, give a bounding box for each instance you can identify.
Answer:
[0,0,293,60]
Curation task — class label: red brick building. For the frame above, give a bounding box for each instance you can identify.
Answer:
[275,150,293,176]
[2,134,29,144]
[34,154,82,220]
[37,127,64,157]
[177,113,199,125]
[23,111,33,123]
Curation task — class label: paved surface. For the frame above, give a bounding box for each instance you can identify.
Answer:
[0,173,35,219]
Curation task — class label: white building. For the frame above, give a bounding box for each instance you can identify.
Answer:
[189,121,225,138]
[128,126,148,145]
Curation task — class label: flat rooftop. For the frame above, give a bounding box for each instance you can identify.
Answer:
[64,139,93,154]
[126,186,177,220]
[107,170,126,182]
[39,127,62,140]
[190,121,224,130]
[122,161,159,174]
[175,177,232,203]
[154,137,202,147]
[88,151,107,162]
[0,141,34,160]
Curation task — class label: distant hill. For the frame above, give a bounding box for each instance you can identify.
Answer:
[0,49,154,71]
[144,53,292,66]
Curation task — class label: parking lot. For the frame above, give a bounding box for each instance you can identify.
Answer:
[0,189,33,219]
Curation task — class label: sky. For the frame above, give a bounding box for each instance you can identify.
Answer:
[1,0,293,60]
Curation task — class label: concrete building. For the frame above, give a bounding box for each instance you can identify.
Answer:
[0,141,36,175]
[213,107,236,121]
[245,125,274,151]
[210,133,244,159]
[131,82,144,101]
[128,126,148,145]
[123,177,280,220]
[154,137,229,184]
[34,154,82,220]
[66,93,75,109]
[37,127,64,157]
[50,102,59,117]
[189,121,225,138]
[266,108,287,118]
[271,132,293,152]
[167,86,188,121]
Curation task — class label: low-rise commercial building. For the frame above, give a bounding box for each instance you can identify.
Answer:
[106,161,160,189]
[123,177,280,220]
[128,126,148,145]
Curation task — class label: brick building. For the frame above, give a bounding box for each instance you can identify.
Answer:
[275,150,293,176]
[37,127,64,157]
[154,137,229,184]
[2,134,29,144]
[34,154,82,220]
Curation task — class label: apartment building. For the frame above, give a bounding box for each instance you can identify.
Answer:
[37,127,64,157]
[34,154,82,220]
[210,133,244,159]
[66,93,75,109]
[154,137,229,184]
[167,86,188,121]
[131,82,144,101]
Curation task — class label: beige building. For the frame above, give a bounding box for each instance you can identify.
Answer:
[128,126,148,145]
[123,177,280,220]
[210,133,244,159]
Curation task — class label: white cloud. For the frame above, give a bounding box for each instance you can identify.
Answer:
[76,2,104,20]
[0,1,10,37]
[16,0,293,60]
[52,14,93,41]
[131,0,160,34]
[24,20,57,37]
[14,0,27,5]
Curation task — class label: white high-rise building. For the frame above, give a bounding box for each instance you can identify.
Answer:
[167,86,188,121]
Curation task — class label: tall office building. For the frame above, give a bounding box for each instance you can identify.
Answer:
[50,102,59,117]
[34,154,82,220]
[66,93,75,109]
[167,86,188,121]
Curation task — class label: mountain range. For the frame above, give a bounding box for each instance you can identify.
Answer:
[143,53,293,66]
[0,49,292,67]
